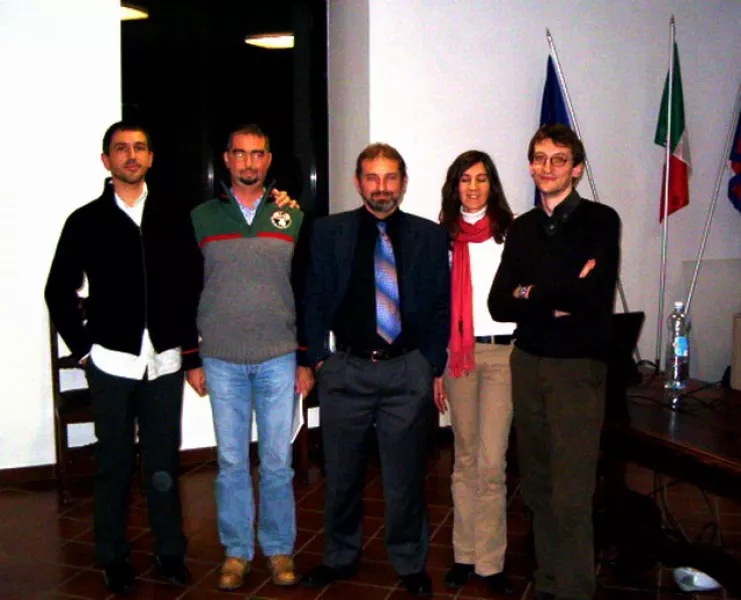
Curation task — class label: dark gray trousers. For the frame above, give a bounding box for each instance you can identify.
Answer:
[318,349,434,575]
[510,347,606,600]
[86,360,187,565]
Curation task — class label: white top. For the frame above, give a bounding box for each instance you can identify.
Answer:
[89,183,182,381]
[460,207,515,337]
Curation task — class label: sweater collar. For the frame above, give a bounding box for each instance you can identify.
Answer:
[538,190,582,236]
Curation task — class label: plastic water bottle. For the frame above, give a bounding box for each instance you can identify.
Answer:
[664,301,690,391]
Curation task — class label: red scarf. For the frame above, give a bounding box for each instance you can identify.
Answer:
[448,215,492,377]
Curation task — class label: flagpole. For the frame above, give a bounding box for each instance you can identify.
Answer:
[654,17,675,374]
[685,80,741,312]
[546,29,630,315]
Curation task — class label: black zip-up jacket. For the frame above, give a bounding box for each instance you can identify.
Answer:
[45,180,203,370]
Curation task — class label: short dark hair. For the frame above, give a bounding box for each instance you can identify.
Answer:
[355,143,407,181]
[527,124,585,167]
[439,150,513,243]
[102,121,151,155]
[226,124,270,152]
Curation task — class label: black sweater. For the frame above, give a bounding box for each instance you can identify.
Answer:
[45,181,202,370]
[488,191,620,361]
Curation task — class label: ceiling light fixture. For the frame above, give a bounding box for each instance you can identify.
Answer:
[121,3,149,21]
[245,33,294,50]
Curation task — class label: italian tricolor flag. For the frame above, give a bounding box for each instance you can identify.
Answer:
[654,42,691,221]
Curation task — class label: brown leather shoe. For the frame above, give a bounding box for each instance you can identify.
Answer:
[218,556,250,591]
[267,554,298,586]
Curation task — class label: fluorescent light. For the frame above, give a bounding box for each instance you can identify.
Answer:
[245,33,294,50]
[121,3,148,21]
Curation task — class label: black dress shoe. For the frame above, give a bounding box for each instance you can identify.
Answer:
[481,572,516,595]
[400,571,432,597]
[444,562,474,589]
[103,557,136,595]
[154,555,191,586]
[301,563,358,587]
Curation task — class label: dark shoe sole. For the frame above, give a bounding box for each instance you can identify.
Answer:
[403,584,432,597]
[482,573,516,596]
[443,572,473,589]
[103,574,135,595]
[153,557,191,587]
[443,564,474,590]
[400,573,432,597]
[103,561,136,595]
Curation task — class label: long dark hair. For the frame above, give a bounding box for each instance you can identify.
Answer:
[439,150,513,243]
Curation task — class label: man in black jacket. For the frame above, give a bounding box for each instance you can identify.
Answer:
[488,125,620,600]
[45,122,202,595]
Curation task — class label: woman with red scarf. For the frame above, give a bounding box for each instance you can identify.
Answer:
[439,150,516,595]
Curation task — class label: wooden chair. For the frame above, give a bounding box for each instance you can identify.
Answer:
[49,307,94,505]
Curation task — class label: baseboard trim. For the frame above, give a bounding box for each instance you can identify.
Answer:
[0,445,218,486]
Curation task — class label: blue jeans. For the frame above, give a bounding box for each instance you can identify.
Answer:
[203,353,296,560]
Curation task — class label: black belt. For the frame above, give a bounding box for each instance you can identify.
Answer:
[474,335,513,345]
[336,343,416,363]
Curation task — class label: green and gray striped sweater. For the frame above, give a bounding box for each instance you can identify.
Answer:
[191,188,305,365]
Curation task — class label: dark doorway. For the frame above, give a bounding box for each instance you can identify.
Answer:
[121,0,328,216]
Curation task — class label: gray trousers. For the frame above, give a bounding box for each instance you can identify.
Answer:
[318,349,434,575]
[510,346,606,600]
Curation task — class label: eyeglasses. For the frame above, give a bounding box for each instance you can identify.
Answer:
[531,153,571,168]
[230,149,267,162]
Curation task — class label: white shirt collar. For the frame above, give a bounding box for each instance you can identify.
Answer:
[114,182,148,227]
[460,205,487,224]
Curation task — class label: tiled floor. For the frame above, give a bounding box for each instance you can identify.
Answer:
[1,436,739,599]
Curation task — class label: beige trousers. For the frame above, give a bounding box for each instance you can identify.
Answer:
[444,342,513,576]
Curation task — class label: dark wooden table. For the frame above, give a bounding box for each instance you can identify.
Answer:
[602,374,741,499]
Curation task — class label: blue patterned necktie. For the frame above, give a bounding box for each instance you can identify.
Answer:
[374,221,401,344]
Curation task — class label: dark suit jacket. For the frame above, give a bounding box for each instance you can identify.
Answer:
[305,207,451,375]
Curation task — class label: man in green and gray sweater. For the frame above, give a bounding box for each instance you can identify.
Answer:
[189,124,314,592]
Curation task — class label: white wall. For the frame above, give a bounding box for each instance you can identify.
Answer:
[329,0,741,377]
[0,0,219,469]
[0,0,310,470]
[0,0,121,469]
[3,0,739,472]
[327,0,370,212]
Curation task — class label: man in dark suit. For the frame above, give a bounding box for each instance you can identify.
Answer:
[301,143,450,597]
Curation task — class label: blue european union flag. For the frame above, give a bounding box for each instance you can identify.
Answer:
[534,56,571,204]
[540,56,570,128]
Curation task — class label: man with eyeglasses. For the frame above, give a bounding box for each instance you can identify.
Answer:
[189,123,314,592]
[488,124,620,600]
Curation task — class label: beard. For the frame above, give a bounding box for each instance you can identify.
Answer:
[238,169,259,186]
[363,191,399,214]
